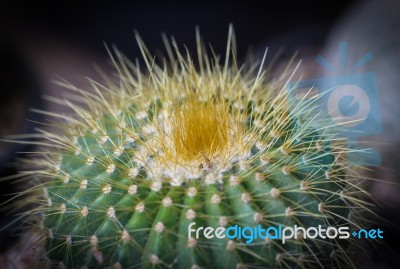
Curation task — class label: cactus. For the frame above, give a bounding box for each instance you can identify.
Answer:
[12,28,374,269]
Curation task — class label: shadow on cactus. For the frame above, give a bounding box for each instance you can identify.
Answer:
[5,27,380,269]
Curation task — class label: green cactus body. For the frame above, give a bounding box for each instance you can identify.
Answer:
[21,29,366,269]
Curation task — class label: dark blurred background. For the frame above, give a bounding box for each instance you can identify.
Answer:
[1,0,400,268]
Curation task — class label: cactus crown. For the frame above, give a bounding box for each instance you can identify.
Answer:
[8,26,375,269]
[170,93,231,162]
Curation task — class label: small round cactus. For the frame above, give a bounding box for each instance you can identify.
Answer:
[13,28,373,269]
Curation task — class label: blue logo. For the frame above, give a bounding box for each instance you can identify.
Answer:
[351,228,384,239]
[287,42,382,166]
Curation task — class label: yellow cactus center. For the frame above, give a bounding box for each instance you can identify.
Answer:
[171,95,230,161]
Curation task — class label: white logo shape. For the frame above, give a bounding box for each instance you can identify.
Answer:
[327,84,370,128]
